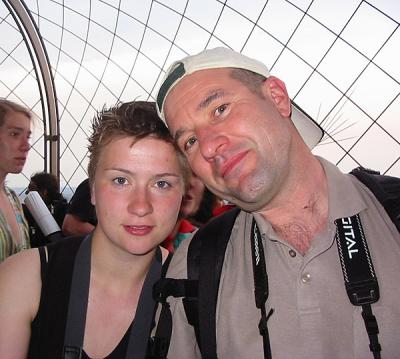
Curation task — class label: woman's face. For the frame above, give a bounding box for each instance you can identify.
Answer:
[92,136,184,256]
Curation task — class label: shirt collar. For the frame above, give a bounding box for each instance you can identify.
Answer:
[318,157,366,222]
[252,157,368,240]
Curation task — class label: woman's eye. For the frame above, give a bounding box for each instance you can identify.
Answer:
[155,180,171,189]
[215,104,228,116]
[113,177,127,185]
[184,136,197,152]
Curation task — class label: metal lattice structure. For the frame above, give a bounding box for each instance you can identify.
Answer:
[1,0,399,196]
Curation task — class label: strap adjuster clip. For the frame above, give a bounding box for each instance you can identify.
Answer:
[346,280,380,306]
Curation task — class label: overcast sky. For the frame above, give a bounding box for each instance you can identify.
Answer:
[1,0,399,192]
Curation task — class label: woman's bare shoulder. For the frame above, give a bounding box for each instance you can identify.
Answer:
[0,248,42,359]
[0,248,42,316]
[0,248,40,278]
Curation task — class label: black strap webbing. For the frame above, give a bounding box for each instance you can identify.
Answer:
[250,220,273,359]
[127,249,162,358]
[335,214,381,359]
[63,235,92,358]
[63,234,162,359]
[196,208,240,359]
[198,227,219,359]
[362,304,381,358]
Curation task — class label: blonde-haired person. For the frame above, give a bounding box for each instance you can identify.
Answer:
[0,101,189,359]
[0,99,31,262]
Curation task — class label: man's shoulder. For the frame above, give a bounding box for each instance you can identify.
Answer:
[349,168,400,228]
[167,232,192,279]
[167,208,243,279]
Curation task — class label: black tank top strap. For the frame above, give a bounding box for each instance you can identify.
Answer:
[28,236,86,359]
[37,246,48,281]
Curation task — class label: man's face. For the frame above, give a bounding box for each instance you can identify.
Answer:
[164,68,293,212]
[0,111,31,179]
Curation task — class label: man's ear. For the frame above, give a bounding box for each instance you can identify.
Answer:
[262,76,291,118]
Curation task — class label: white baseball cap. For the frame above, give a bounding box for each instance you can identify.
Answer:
[156,47,324,149]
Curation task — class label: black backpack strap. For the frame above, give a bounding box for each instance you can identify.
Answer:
[63,235,92,359]
[195,207,240,358]
[152,207,240,359]
[350,167,400,231]
[127,247,163,359]
[151,278,198,358]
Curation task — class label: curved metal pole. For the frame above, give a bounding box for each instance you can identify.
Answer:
[3,0,60,182]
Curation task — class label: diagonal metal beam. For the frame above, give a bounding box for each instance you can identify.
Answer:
[3,0,60,182]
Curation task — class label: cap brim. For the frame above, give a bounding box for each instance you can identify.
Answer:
[291,102,324,149]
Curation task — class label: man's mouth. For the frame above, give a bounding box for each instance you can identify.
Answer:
[221,151,249,178]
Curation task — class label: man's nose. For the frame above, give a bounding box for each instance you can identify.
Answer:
[197,126,228,161]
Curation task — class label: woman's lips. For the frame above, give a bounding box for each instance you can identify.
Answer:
[123,225,154,236]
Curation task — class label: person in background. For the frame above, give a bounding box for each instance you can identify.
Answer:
[23,171,68,247]
[0,99,31,262]
[0,101,189,358]
[163,173,235,252]
[188,186,234,227]
[155,47,400,358]
[162,173,203,252]
[62,178,97,236]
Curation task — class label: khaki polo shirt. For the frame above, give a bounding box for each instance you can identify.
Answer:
[165,158,400,359]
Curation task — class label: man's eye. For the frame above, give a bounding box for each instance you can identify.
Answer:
[184,136,197,152]
[215,104,228,116]
[113,177,127,185]
[155,180,171,189]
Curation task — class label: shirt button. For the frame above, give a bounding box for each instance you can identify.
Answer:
[289,249,296,257]
[301,273,311,283]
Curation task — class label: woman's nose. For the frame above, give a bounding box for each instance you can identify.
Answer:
[127,190,153,217]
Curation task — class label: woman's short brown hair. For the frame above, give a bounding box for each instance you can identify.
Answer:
[87,101,190,189]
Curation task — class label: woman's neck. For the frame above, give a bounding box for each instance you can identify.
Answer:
[90,232,156,290]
